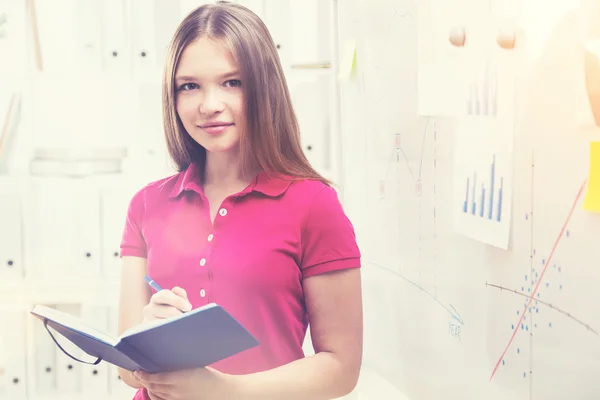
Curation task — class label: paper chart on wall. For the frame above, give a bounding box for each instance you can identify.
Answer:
[416,0,469,117]
[452,117,514,249]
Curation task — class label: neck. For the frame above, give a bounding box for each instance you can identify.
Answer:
[202,149,256,187]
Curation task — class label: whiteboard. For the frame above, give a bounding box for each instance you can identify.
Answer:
[336,0,600,399]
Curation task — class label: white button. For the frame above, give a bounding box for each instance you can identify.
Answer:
[207,234,214,242]
[200,289,206,298]
[219,208,227,216]
[199,258,206,267]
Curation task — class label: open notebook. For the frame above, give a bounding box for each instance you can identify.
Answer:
[30,303,259,373]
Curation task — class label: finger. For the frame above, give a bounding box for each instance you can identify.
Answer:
[152,289,192,312]
[171,286,189,300]
[171,287,193,312]
[143,303,185,320]
[134,370,173,384]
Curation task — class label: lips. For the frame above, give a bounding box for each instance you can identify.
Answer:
[199,122,234,135]
[200,122,233,128]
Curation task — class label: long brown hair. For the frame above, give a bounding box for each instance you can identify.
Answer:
[162,1,331,185]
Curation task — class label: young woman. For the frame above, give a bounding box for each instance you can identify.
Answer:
[117,2,362,399]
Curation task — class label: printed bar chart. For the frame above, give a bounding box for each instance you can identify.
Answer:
[453,116,513,249]
[467,61,498,117]
[462,154,503,222]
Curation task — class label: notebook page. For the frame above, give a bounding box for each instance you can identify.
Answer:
[31,305,118,346]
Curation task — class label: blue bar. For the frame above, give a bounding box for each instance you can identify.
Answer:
[480,185,485,217]
[471,173,477,215]
[463,177,469,213]
[488,155,495,220]
[497,177,503,222]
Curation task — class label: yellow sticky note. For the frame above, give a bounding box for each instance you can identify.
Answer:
[338,40,356,82]
[583,142,600,212]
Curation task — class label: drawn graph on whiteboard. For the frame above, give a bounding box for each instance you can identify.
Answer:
[466,61,498,117]
[453,118,514,249]
[463,154,504,222]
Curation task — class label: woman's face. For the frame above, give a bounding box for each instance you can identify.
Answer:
[174,37,244,154]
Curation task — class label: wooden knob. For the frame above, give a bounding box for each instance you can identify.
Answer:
[497,30,516,49]
[449,26,466,47]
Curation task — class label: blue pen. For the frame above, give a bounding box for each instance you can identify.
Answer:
[144,275,163,292]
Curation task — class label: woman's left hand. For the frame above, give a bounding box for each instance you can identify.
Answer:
[134,367,237,400]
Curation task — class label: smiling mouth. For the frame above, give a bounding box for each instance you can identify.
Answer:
[199,123,234,135]
[199,123,234,128]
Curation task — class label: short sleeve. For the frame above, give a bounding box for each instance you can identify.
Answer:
[300,185,361,278]
[120,187,147,258]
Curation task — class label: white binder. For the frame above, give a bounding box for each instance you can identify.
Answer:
[262,0,291,67]
[80,304,110,395]
[289,0,320,65]
[153,0,182,66]
[130,0,158,81]
[100,183,135,281]
[23,179,75,278]
[72,186,103,279]
[24,178,103,280]
[0,308,27,399]
[73,0,103,74]
[0,192,24,281]
[54,304,82,393]
[290,75,330,172]
[32,308,56,394]
[101,0,131,75]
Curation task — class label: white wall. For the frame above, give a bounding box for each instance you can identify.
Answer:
[336,0,600,399]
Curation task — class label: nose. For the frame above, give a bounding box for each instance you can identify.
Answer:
[198,88,224,115]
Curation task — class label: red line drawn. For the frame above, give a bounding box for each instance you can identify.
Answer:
[489,179,588,381]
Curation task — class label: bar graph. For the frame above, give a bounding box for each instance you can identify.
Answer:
[466,61,498,117]
[462,155,504,222]
[453,118,513,249]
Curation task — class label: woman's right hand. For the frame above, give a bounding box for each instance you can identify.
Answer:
[142,286,193,324]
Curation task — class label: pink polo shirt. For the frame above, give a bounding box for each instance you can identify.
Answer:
[120,162,361,398]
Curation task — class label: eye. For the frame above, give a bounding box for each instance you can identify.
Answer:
[224,79,242,88]
[178,83,198,91]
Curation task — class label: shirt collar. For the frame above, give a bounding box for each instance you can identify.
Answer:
[169,162,292,198]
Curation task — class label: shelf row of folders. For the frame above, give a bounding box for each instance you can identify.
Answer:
[0,176,138,283]
[0,303,137,399]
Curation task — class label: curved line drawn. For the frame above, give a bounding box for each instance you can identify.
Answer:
[367,260,464,326]
[485,282,598,336]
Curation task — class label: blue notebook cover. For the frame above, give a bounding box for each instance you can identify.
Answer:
[30,303,259,373]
